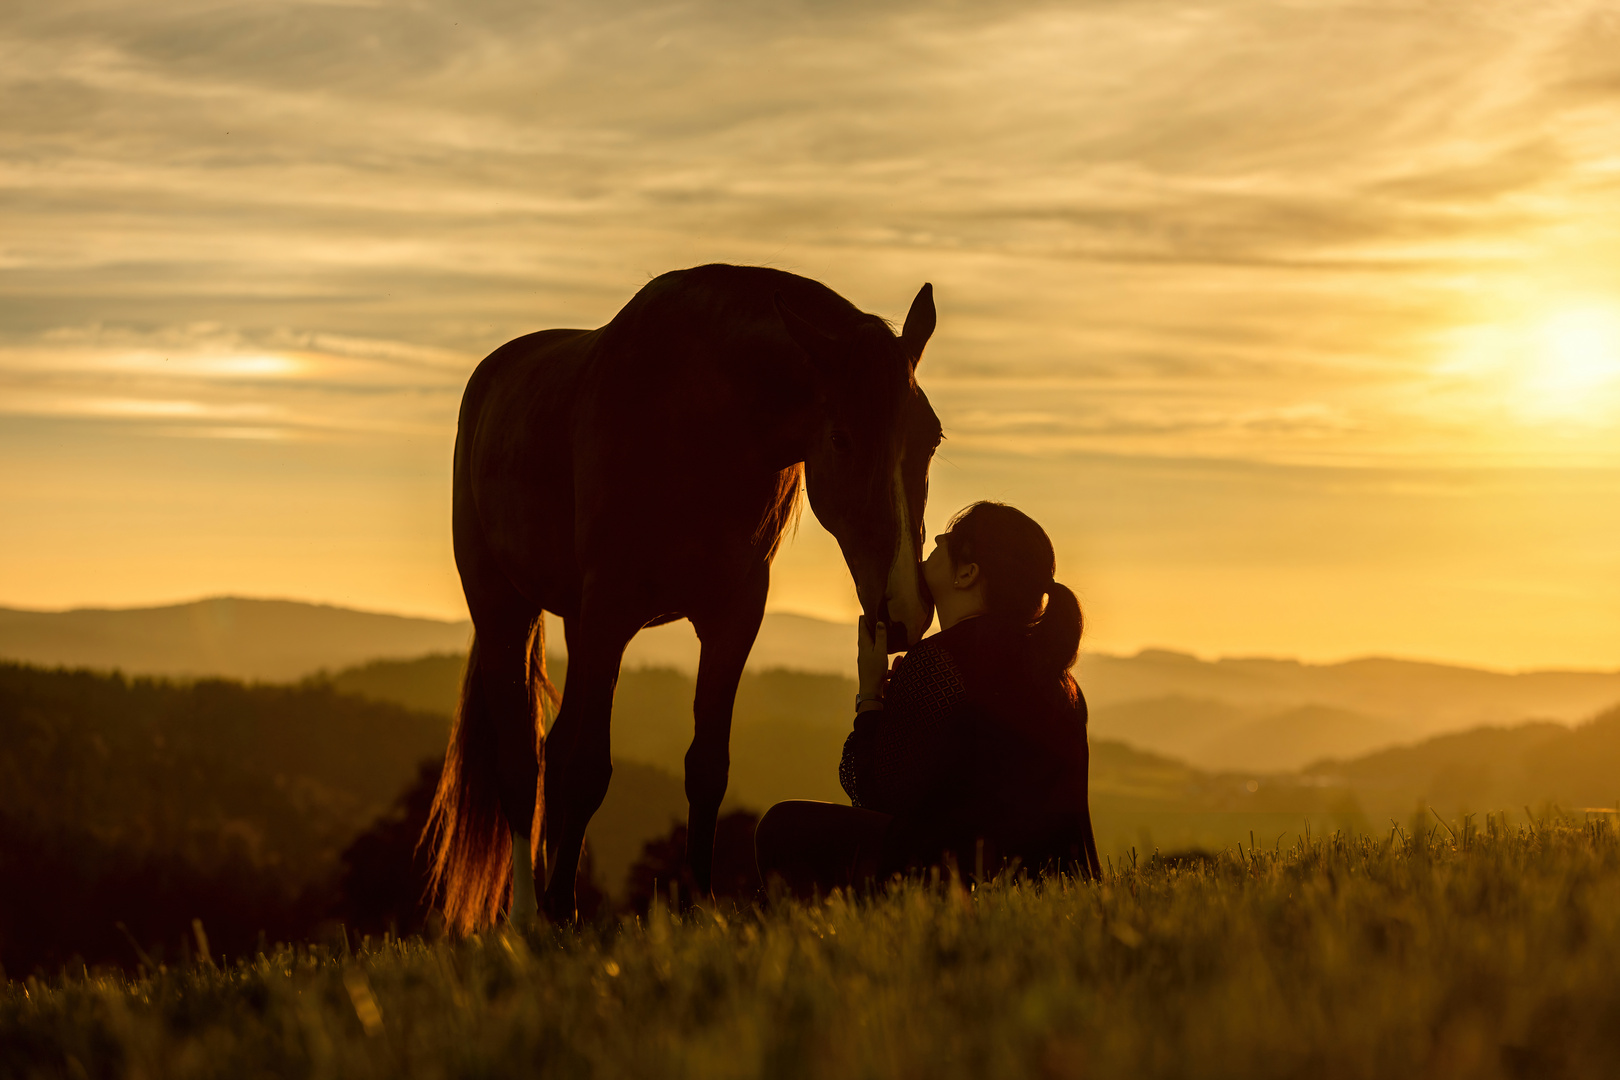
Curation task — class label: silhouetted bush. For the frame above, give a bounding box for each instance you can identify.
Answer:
[624,810,763,913]
[0,812,331,976]
[336,760,444,940]
[337,758,606,934]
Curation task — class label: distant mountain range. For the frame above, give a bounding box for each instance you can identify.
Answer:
[1080,649,1620,772]
[4,597,1618,772]
[0,598,473,683]
[0,598,842,683]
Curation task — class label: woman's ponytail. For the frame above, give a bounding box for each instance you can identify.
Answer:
[1031,580,1083,678]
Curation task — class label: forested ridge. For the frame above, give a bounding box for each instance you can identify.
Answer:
[0,662,449,974]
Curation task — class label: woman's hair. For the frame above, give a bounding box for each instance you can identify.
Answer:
[943,501,1082,681]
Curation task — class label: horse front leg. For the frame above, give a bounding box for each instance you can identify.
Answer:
[540,609,633,923]
[686,567,768,898]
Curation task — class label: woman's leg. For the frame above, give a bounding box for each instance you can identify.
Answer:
[755,801,892,897]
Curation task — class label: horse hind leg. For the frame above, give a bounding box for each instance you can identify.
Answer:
[540,608,633,922]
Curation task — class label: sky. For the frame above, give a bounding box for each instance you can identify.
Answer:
[3,0,1620,670]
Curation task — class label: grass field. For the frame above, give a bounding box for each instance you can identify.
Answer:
[5,817,1618,1080]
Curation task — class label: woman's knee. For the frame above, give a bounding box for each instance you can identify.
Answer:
[754,800,809,871]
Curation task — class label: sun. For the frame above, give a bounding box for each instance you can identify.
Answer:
[1525,305,1620,413]
[1436,299,1620,431]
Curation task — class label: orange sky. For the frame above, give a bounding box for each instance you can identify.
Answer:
[3,0,1619,669]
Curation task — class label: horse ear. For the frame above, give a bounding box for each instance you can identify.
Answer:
[775,293,837,361]
[901,283,935,367]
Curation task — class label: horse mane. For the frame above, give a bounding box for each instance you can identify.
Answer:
[753,462,805,559]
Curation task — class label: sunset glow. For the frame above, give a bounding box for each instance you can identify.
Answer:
[2,0,1619,669]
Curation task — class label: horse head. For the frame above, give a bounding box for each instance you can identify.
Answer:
[778,284,941,652]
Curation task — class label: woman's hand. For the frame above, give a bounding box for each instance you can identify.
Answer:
[857,617,889,702]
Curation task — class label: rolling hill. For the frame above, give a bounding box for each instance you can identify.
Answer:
[321,655,854,811]
[324,643,1620,775]
[1303,710,1620,824]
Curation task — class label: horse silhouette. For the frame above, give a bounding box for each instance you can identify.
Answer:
[426,264,941,926]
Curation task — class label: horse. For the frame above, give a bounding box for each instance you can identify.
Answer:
[424,264,943,926]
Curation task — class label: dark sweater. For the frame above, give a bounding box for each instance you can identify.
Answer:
[840,615,1102,878]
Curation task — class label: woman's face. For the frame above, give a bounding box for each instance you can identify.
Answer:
[921,532,956,602]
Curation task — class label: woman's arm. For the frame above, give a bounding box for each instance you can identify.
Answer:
[857,618,889,711]
[840,637,968,814]
[842,619,889,805]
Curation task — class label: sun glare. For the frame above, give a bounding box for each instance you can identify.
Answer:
[197,354,304,377]
[1531,307,1620,402]
[1442,302,1620,426]
[99,351,305,378]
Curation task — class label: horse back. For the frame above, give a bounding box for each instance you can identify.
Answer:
[458,266,871,623]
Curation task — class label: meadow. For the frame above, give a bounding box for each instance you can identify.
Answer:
[5,817,1617,1080]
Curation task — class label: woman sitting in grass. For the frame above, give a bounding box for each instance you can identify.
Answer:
[756,501,1102,893]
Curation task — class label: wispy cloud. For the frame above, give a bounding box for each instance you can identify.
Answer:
[4,0,1619,463]
[4,0,1620,658]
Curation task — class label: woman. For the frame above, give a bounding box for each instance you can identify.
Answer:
[755,501,1102,894]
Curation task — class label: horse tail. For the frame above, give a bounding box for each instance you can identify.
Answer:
[422,618,560,933]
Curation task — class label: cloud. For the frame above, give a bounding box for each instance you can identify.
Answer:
[1,0,1617,464]
[0,320,467,442]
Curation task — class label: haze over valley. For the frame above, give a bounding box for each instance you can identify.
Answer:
[6,596,1618,786]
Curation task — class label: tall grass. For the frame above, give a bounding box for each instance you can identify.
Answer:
[6,816,1619,1079]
